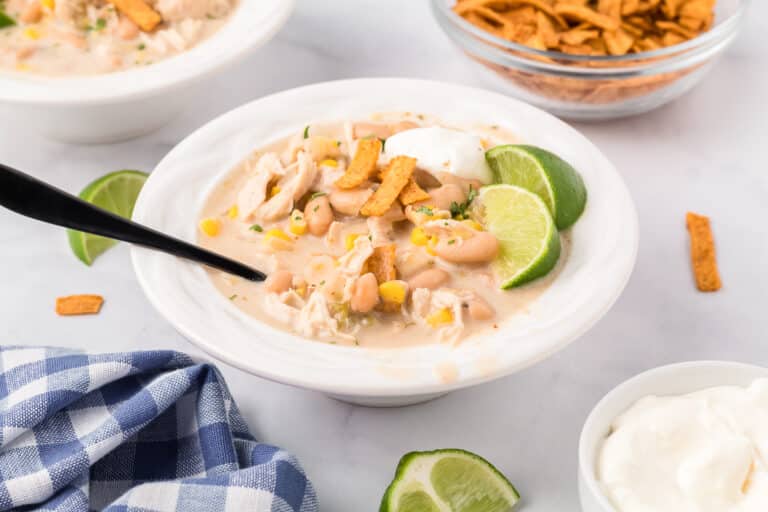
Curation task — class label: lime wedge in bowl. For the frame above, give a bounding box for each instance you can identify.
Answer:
[486,144,586,230]
[474,184,560,289]
[380,449,520,512]
[68,170,148,265]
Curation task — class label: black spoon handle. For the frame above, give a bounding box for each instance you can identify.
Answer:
[0,164,266,282]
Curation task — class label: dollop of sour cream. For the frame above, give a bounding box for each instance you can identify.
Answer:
[598,379,768,512]
[384,127,493,184]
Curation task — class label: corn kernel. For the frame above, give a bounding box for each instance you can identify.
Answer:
[23,27,41,40]
[462,219,483,231]
[319,159,338,168]
[427,308,454,327]
[15,63,30,71]
[410,227,428,246]
[41,0,55,10]
[199,218,221,237]
[345,233,360,251]
[269,185,281,198]
[227,205,238,219]
[289,210,307,236]
[426,236,439,256]
[309,136,342,161]
[378,280,407,305]
[295,284,307,298]
[263,228,294,251]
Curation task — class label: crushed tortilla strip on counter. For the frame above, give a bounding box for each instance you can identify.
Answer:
[56,295,105,316]
[686,212,721,292]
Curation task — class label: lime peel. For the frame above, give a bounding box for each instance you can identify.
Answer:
[380,449,520,512]
[486,144,586,230]
[68,170,148,265]
[475,184,561,289]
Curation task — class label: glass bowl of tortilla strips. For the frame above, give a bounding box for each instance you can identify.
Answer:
[433,0,748,120]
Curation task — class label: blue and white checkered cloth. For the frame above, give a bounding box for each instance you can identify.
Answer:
[0,346,318,512]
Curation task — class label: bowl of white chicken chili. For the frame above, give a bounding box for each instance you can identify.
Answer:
[131,78,638,406]
[0,0,293,142]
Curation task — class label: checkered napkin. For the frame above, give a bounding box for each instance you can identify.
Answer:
[0,346,318,512]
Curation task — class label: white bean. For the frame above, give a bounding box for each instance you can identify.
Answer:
[264,270,293,294]
[350,273,379,313]
[423,184,465,211]
[467,295,496,321]
[407,268,450,291]
[304,195,334,236]
[329,188,373,216]
[435,232,499,264]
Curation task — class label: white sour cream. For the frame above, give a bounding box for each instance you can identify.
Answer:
[384,127,493,184]
[598,379,768,512]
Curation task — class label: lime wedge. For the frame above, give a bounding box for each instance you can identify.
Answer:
[485,144,586,230]
[68,170,148,265]
[380,449,520,512]
[474,184,560,289]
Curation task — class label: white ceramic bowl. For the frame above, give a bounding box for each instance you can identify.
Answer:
[0,0,293,143]
[131,78,638,406]
[579,361,768,512]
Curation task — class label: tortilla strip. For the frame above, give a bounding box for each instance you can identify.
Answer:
[108,0,161,32]
[603,27,635,55]
[399,178,431,205]
[656,20,697,39]
[560,29,600,46]
[367,244,401,312]
[554,4,620,30]
[455,0,567,28]
[56,295,104,315]
[686,212,722,292]
[335,138,382,190]
[360,156,415,217]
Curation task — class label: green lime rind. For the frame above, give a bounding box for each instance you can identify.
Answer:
[380,449,520,512]
[0,12,15,29]
[476,185,561,289]
[486,144,587,230]
[67,170,148,265]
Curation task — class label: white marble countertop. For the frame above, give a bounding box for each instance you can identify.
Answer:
[1,0,766,509]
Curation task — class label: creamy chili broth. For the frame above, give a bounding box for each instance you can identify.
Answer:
[198,116,568,348]
[0,0,234,75]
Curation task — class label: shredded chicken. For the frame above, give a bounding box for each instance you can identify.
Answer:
[257,151,317,221]
[237,153,284,221]
[367,205,406,246]
[410,288,471,345]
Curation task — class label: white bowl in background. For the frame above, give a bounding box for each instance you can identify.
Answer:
[131,78,638,406]
[579,361,768,512]
[0,0,293,143]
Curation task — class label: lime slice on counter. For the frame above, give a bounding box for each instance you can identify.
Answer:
[380,449,520,512]
[474,184,560,289]
[485,144,586,230]
[68,170,148,265]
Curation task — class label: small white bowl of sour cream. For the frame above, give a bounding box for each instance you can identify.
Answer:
[579,361,768,512]
[0,0,293,143]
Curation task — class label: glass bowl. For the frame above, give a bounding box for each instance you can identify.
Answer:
[432,0,748,120]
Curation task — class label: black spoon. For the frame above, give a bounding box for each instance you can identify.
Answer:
[0,164,266,282]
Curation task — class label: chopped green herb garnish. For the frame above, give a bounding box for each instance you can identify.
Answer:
[228,294,238,300]
[379,137,386,152]
[447,239,456,245]
[91,18,107,31]
[336,140,342,146]
[137,43,145,50]
[449,185,478,220]
[249,224,263,232]
[303,125,310,139]
[319,280,326,286]
[0,11,15,29]
[313,205,319,212]
[309,191,326,200]
[415,205,434,215]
